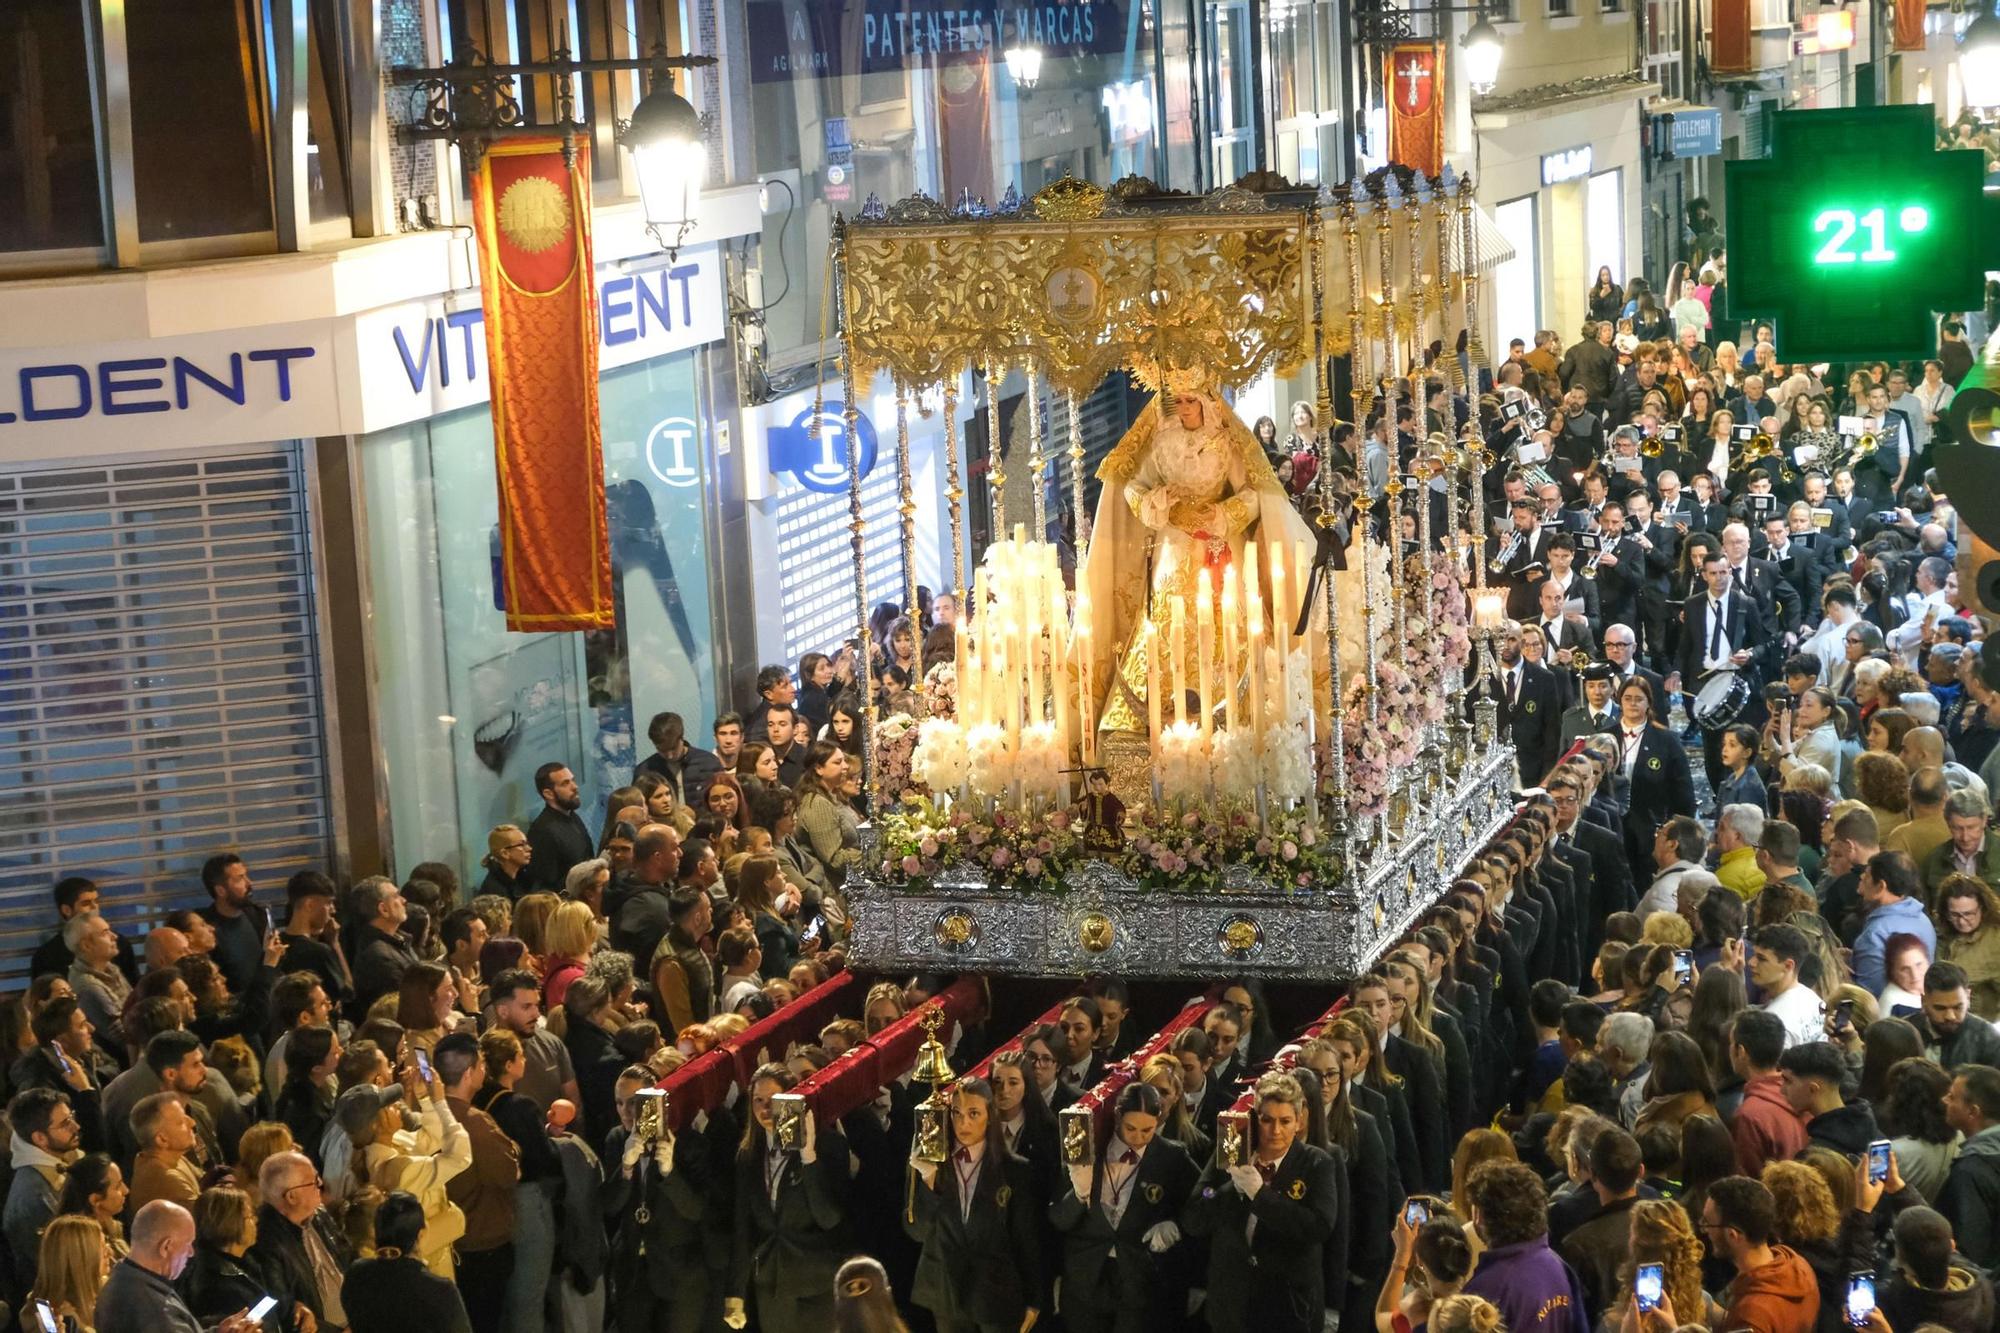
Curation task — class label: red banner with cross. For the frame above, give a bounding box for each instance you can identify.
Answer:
[470,138,616,632]
[1386,44,1443,178]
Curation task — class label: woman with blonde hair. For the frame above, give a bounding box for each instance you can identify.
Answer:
[510,893,559,971]
[234,1123,295,1195]
[538,899,599,1010]
[1605,1200,1719,1331]
[1761,1159,1871,1330]
[479,825,532,901]
[27,1215,107,1333]
[1138,1053,1212,1163]
[182,1186,268,1328]
[1375,1213,1475,1333]
[1425,1293,1503,1333]
[1448,1129,1516,1222]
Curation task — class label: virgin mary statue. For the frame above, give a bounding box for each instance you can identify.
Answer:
[1075,370,1370,764]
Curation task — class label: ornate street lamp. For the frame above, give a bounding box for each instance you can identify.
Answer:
[1004,43,1044,90]
[1461,16,1505,95]
[620,73,706,256]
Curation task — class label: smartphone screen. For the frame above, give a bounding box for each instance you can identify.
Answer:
[1845,1273,1875,1326]
[1836,999,1856,1031]
[1634,1263,1664,1314]
[1403,1199,1428,1226]
[1867,1140,1891,1184]
[35,1301,58,1333]
[800,915,823,945]
[414,1049,432,1084]
[248,1297,280,1323]
[1673,950,1694,985]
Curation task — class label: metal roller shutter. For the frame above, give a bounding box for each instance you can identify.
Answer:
[0,444,332,985]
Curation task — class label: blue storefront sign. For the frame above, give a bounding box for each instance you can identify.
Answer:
[767,403,879,493]
[1658,108,1723,160]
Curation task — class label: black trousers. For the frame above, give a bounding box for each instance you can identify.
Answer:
[457,1242,514,1333]
[1636,592,1672,673]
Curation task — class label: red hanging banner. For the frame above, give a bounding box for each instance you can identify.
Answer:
[1892,0,1926,51]
[1385,44,1443,178]
[470,138,616,633]
[1711,0,1751,74]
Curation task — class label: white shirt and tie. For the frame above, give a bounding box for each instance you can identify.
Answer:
[1620,721,1647,776]
[1101,1143,1145,1228]
[1702,591,1736,671]
[952,1141,987,1220]
[1503,662,1523,707]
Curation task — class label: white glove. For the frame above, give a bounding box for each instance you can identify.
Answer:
[1227,1164,1264,1198]
[910,1153,939,1187]
[1143,1220,1181,1253]
[1323,1309,1341,1333]
[722,1082,741,1110]
[722,1298,747,1330]
[1067,1164,1093,1201]
[799,1110,818,1166]
[651,1133,675,1174]
[620,1132,646,1178]
[692,1109,709,1134]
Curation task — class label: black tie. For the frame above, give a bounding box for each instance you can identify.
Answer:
[1731,565,1745,593]
[1710,597,1725,660]
[1507,670,1519,705]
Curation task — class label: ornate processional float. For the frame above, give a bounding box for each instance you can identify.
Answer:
[826,169,1523,981]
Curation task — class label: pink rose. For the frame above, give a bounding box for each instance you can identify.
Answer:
[919,836,940,857]
[901,854,922,875]
[990,847,1014,869]
[1048,810,1071,830]
[1282,840,1299,861]
[1023,857,1044,877]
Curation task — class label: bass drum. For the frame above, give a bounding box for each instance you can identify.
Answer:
[1692,669,1751,732]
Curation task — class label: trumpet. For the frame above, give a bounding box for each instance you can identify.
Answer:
[1489,528,1523,575]
[1581,542,1603,580]
[1641,435,1665,459]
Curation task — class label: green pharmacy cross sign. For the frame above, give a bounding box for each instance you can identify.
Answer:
[1725,106,1998,362]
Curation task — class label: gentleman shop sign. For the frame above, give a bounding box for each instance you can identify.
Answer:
[1656,108,1722,160]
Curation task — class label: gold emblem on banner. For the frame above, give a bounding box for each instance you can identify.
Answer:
[1078,912,1115,953]
[497,176,570,253]
[1033,176,1108,221]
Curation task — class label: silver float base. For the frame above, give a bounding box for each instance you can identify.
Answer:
[845,747,1517,980]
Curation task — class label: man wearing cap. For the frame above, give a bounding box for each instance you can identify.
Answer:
[1561,665,1622,747]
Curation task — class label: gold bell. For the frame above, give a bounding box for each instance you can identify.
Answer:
[911,1005,957,1090]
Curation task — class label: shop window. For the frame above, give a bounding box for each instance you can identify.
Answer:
[1547,0,1575,16]
[305,0,353,226]
[746,0,1166,362]
[127,0,275,243]
[1492,195,1539,338]
[361,353,716,877]
[1587,170,1623,296]
[0,0,105,257]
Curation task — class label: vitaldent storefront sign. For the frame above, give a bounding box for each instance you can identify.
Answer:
[0,245,726,458]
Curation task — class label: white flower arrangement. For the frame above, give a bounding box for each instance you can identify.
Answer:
[912,718,969,792]
[965,723,1014,797]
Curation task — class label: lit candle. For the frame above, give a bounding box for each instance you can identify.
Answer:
[1075,590,1094,765]
[1144,618,1161,761]
[1294,538,1312,651]
[953,623,968,725]
[1170,595,1188,727]
[1196,568,1215,746]
[1247,594,1267,733]
[1220,566,1239,735]
[1269,545,1291,711]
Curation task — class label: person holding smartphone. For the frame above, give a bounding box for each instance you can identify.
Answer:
[1373,1208,1473,1333]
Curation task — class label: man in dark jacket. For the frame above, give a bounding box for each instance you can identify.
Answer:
[1941,1064,2000,1276]
[251,1150,358,1330]
[524,762,593,892]
[604,826,683,970]
[633,711,724,803]
[1496,623,1563,789]
[1912,963,2000,1071]
[1559,1126,1649,1319]
[1780,1041,1881,1156]
[1559,322,1618,412]
[1880,1206,1997,1330]
[348,877,417,1018]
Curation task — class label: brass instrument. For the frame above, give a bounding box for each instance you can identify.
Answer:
[1580,532,1604,581]
[1853,432,1878,460]
[1489,527,1523,575]
[1641,435,1665,459]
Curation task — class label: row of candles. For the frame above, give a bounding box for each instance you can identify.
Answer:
[945,526,1323,813]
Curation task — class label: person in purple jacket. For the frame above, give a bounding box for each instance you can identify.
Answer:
[1460,1161,1591,1333]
